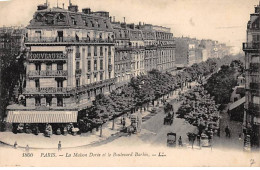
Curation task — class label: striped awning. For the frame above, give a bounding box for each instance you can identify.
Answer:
[6,110,78,123]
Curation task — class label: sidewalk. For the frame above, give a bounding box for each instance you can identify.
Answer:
[0,116,130,149]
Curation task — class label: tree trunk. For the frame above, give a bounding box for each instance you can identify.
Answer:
[100,125,103,137]
[112,118,115,130]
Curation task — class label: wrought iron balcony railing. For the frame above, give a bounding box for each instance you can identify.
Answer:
[23,87,74,94]
[26,37,114,44]
[27,70,68,77]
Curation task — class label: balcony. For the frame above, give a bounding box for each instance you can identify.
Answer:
[26,37,114,44]
[23,87,74,95]
[243,42,260,52]
[27,70,68,78]
[28,52,67,61]
[75,78,116,94]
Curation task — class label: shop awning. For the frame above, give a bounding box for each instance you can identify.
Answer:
[229,97,245,111]
[6,110,78,123]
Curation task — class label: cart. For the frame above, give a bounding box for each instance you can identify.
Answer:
[167,132,177,147]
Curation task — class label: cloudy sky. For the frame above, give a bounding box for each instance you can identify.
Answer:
[0,0,259,53]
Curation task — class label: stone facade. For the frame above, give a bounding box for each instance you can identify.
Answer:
[243,3,260,148]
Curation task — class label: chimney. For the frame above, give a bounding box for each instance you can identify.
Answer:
[123,17,126,23]
[63,3,64,9]
[139,22,141,26]
[109,16,112,22]
[82,8,91,14]
[113,16,115,22]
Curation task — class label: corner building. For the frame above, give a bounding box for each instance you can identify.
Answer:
[6,3,116,124]
[243,2,260,148]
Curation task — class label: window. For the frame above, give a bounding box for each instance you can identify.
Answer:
[100,46,103,56]
[35,97,41,106]
[35,79,40,88]
[76,78,80,87]
[46,96,52,106]
[87,74,91,79]
[76,61,80,70]
[57,63,63,70]
[46,63,52,71]
[100,72,103,80]
[108,57,111,64]
[100,59,103,70]
[109,72,111,79]
[88,60,91,72]
[94,73,97,79]
[94,46,97,56]
[108,47,111,55]
[57,80,63,88]
[88,46,91,56]
[35,63,41,71]
[94,60,97,70]
[57,97,63,107]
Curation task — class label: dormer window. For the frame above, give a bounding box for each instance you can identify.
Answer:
[57,13,65,22]
[35,13,43,22]
[90,21,94,27]
[71,17,77,25]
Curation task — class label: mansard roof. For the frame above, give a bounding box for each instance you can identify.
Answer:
[27,7,113,31]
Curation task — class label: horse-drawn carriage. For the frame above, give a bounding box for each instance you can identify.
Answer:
[163,103,174,125]
[164,113,174,125]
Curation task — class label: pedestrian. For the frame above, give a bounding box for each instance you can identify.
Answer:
[225,126,231,138]
[14,141,18,149]
[58,141,61,151]
[178,136,183,147]
[25,145,29,152]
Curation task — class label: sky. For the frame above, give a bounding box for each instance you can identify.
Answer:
[0,0,259,54]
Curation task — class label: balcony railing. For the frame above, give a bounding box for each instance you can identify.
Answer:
[23,78,116,95]
[26,37,114,44]
[23,87,74,94]
[27,70,68,77]
[75,78,116,94]
[28,52,67,61]
[243,42,260,51]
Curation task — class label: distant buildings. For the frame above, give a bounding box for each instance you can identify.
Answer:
[112,21,175,87]
[0,26,26,60]
[243,2,260,149]
[175,37,230,67]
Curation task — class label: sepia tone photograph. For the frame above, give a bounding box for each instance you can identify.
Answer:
[0,0,259,167]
